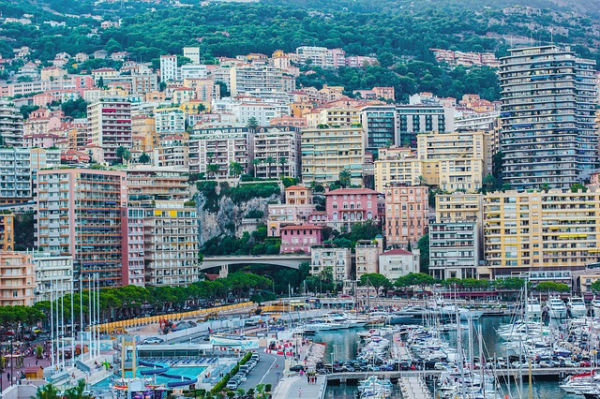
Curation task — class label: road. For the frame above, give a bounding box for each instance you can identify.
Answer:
[239,352,284,390]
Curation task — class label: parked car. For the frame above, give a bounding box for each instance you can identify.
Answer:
[143,337,164,344]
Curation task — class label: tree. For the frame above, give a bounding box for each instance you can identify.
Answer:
[535,281,569,293]
[338,169,351,188]
[207,164,220,179]
[395,272,435,289]
[138,152,150,164]
[591,280,600,293]
[35,383,60,399]
[571,183,587,193]
[252,158,262,178]
[64,379,89,399]
[359,273,392,296]
[229,161,243,178]
[278,157,287,177]
[247,117,258,131]
[417,234,429,273]
[115,146,131,164]
[264,156,275,179]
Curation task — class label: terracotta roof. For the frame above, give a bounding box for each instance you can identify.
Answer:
[325,188,380,196]
[382,249,413,256]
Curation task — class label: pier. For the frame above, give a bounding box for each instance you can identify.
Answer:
[325,367,597,383]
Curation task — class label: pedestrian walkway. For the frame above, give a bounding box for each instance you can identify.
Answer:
[272,375,326,399]
[398,375,431,399]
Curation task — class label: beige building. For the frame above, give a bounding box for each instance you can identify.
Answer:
[126,166,190,207]
[305,107,361,128]
[310,247,352,282]
[189,125,251,178]
[374,147,421,192]
[0,252,35,306]
[384,185,428,246]
[435,192,483,224]
[483,189,600,277]
[355,239,383,280]
[131,115,157,153]
[253,127,301,179]
[301,126,364,186]
[416,131,491,193]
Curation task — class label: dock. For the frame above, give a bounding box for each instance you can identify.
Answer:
[399,375,432,399]
[325,367,597,383]
[272,375,326,399]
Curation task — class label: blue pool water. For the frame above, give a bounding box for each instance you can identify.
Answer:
[92,366,206,388]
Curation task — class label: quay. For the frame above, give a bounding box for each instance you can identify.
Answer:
[325,367,598,382]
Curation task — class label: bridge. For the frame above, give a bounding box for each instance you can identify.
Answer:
[325,367,596,383]
[200,254,311,277]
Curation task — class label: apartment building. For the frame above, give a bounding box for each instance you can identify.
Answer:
[300,126,364,186]
[126,166,190,207]
[499,46,598,189]
[0,148,32,204]
[417,131,491,193]
[325,188,381,231]
[88,99,132,163]
[429,222,480,280]
[143,201,199,286]
[379,249,420,281]
[373,147,421,192]
[230,64,295,96]
[160,55,179,82]
[295,46,346,68]
[310,247,352,282]
[189,125,252,178]
[0,101,24,147]
[32,252,73,302]
[360,105,397,152]
[154,107,186,136]
[35,169,127,288]
[0,252,35,306]
[306,107,361,128]
[183,47,201,64]
[483,189,600,277]
[131,115,157,153]
[122,207,145,287]
[396,104,452,147]
[355,239,383,280]
[384,185,428,246]
[253,127,301,179]
[435,193,483,224]
[280,224,323,254]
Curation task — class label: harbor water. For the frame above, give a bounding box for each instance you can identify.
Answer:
[316,316,582,399]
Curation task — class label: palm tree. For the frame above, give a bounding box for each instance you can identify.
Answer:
[265,156,276,179]
[278,157,287,177]
[206,163,220,179]
[229,161,243,178]
[252,158,262,179]
[64,379,89,399]
[339,169,351,188]
[35,383,60,399]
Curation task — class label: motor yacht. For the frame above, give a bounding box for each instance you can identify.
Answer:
[547,296,568,319]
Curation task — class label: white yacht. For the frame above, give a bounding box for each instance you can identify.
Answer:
[568,297,587,318]
[547,296,568,319]
[525,297,542,321]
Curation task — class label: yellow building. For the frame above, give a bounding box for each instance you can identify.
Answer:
[301,126,364,186]
[435,192,483,224]
[180,100,209,115]
[132,116,157,153]
[483,189,600,277]
[0,212,14,251]
[417,131,491,193]
[305,107,361,128]
[374,147,421,192]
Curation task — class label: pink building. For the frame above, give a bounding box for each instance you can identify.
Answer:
[384,185,429,246]
[325,188,382,231]
[280,224,323,254]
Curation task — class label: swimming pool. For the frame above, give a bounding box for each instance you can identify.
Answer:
[92,366,206,389]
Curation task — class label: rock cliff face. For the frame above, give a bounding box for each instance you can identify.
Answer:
[195,192,278,246]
